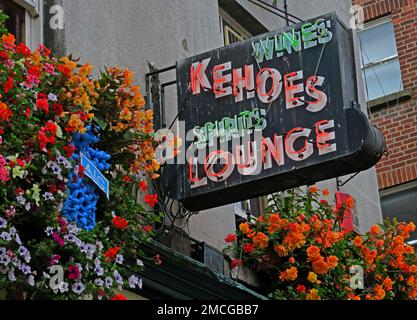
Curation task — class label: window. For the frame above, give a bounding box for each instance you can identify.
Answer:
[358,18,403,102]
[0,0,42,49]
[0,0,26,44]
[380,182,417,242]
[219,8,251,45]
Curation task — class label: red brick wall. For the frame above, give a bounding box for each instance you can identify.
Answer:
[352,0,417,189]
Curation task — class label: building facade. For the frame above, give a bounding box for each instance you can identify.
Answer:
[352,0,417,241]
[1,0,388,297]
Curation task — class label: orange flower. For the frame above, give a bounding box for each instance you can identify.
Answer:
[322,189,330,196]
[407,276,415,287]
[66,114,86,133]
[374,285,386,300]
[120,107,132,120]
[309,186,318,194]
[283,228,306,251]
[79,63,94,77]
[2,33,15,47]
[376,239,384,248]
[346,197,355,209]
[239,223,251,235]
[347,293,361,300]
[353,236,363,247]
[269,214,280,224]
[61,56,77,71]
[279,267,298,282]
[312,257,330,275]
[306,246,321,262]
[306,289,321,300]
[0,102,13,122]
[370,225,380,235]
[253,232,269,249]
[274,245,288,257]
[382,277,393,291]
[327,256,339,269]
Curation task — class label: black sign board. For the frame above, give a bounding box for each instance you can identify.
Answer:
[162,12,385,211]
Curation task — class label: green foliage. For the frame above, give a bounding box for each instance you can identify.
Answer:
[0,10,8,36]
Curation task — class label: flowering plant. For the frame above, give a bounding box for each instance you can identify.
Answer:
[0,12,164,300]
[224,188,417,300]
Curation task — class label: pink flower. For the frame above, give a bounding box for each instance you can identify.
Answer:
[231,259,243,269]
[0,167,10,182]
[67,265,80,280]
[5,206,15,219]
[52,233,65,247]
[44,63,55,75]
[49,255,61,266]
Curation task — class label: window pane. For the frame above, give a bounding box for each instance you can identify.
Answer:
[381,186,417,241]
[359,21,398,65]
[363,59,403,101]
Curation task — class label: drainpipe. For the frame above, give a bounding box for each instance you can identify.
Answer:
[284,0,289,26]
[43,0,66,56]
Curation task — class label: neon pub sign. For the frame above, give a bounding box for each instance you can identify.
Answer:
[163,13,385,211]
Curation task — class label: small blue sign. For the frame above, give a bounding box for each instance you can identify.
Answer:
[80,153,110,199]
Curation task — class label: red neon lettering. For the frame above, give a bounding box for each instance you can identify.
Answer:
[307,76,323,105]
[204,150,229,178]
[191,63,204,94]
[256,68,276,97]
[233,65,251,97]
[235,142,252,169]
[189,157,202,183]
[285,127,308,155]
[284,71,300,106]
[261,134,280,163]
[213,65,226,95]
[315,120,331,149]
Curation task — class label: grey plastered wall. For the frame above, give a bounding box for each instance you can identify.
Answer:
[43,0,383,253]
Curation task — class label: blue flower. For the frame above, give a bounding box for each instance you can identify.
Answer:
[94,266,104,276]
[20,264,31,275]
[94,278,104,286]
[0,255,11,266]
[72,282,85,295]
[128,275,140,289]
[113,270,123,285]
[116,255,124,265]
[0,218,7,229]
[1,232,11,241]
[105,277,113,288]
[18,246,29,257]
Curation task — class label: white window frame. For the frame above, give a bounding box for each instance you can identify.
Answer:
[358,17,403,101]
[219,8,251,45]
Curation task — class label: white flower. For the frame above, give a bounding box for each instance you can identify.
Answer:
[136,259,144,267]
[27,275,35,287]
